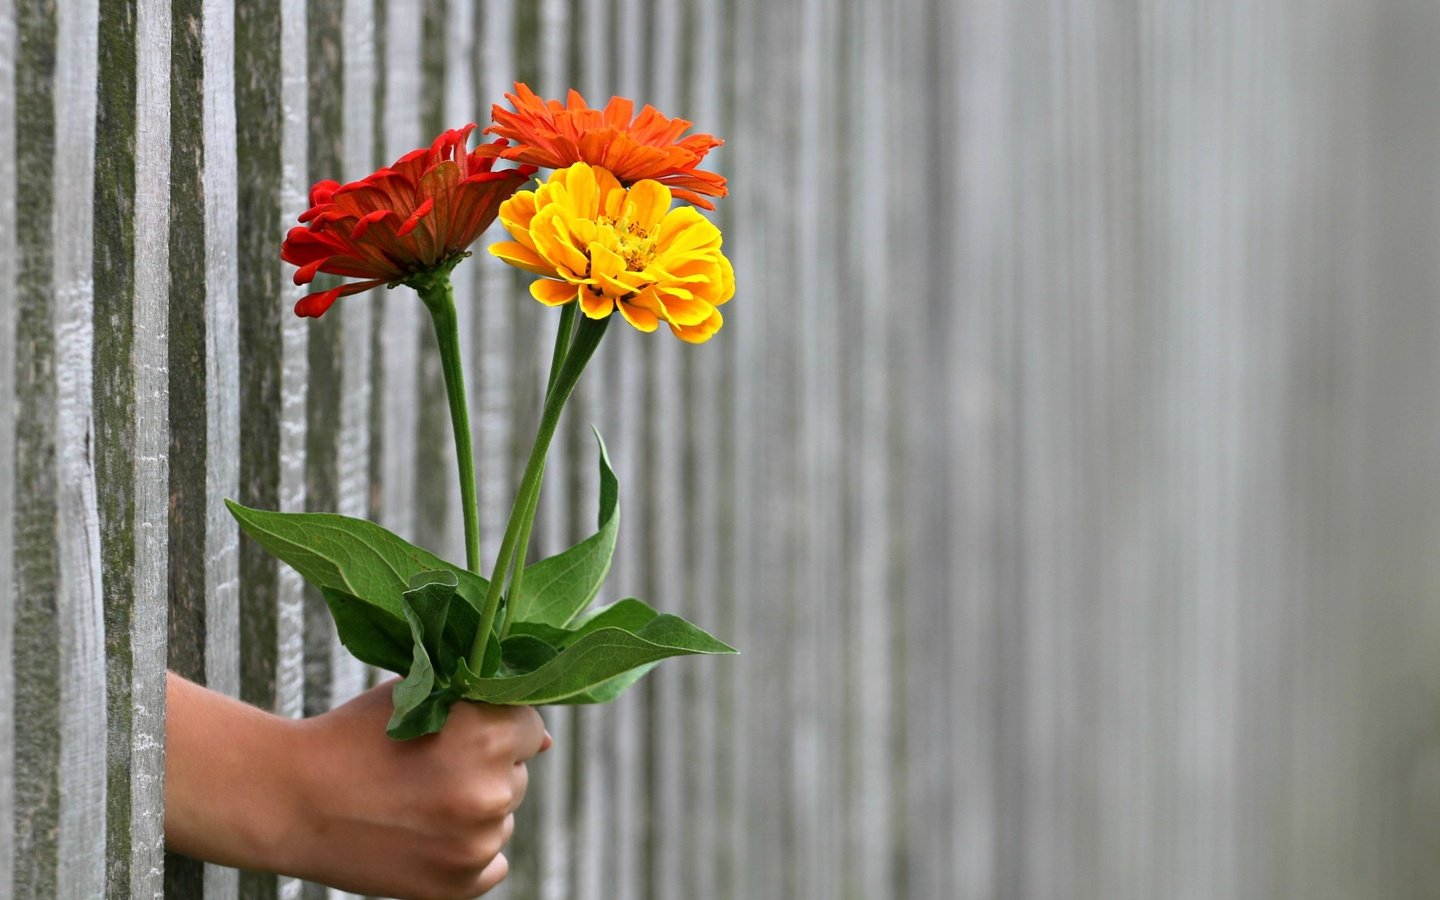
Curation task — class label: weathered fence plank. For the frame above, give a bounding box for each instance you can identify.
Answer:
[51,0,105,895]
[13,1,63,894]
[0,0,16,890]
[96,0,171,895]
[235,1,307,898]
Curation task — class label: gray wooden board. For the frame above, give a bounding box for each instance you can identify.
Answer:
[0,0,18,890]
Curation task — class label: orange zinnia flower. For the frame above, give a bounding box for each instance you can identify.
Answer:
[478,83,727,210]
[282,124,536,318]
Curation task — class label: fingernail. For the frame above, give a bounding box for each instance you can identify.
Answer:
[541,730,554,752]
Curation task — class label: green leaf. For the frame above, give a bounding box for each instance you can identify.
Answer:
[226,500,489,674]
[509,430,619,627]
[453,603,735,705]
[386,691,455,740]
[225,499,490,616]
[508,598,667,647]
[499,635,559,674]
[386,573,464,740]
[551,663,659,705]
[405,570,458,671]
[319,587,413,674]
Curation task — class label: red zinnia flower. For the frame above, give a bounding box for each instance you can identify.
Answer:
[282,124,536,318]
[478,83,727,210]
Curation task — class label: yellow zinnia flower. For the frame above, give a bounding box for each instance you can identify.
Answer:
[489,162,734,343]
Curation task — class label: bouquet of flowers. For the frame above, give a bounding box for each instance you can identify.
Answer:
[228,84,736,738]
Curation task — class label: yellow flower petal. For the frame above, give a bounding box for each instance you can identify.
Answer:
[531,206,590,277]
[530,278,579,306]
[657,293,714,327]
[622,180,672,229]
[668,306,723,343]
[589,243,634,296]
[579,287,612,319]
[618,297,660,332]
[558,162,601,219]
[499,191,539,251]
[489,240,555,277]
[655,207,721,255]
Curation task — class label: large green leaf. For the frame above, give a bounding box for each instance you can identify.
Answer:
[508,597,664,647]
[509,430,619,628]
[550,663,660,705]
[453,604,735,705]
[226,500,489,671]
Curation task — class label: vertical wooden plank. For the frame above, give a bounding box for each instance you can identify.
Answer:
[204,0,240,893]
[793,0,841,895]
[844,0,893,896]
[0,0,19,890]
[643,2,686,898]
[235,0,306,894]
[165,0,239,894]
[941,1,1011,896]
[94,0,171,892]
[129,0,172,893]
[718,0,767,894]
[51,0,106,895]
[681,2,725,896]
[12,0,62,893]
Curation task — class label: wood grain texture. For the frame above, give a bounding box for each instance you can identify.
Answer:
[235,0,305,896]
[12,0,61,894]
[93,0,170,894]
[126,2,170,894]
[0,0,18,890]
[51,0,105,892]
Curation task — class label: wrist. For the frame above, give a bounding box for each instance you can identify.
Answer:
[164,673,312,875]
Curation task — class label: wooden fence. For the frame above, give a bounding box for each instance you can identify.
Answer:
[3,0,1440,898]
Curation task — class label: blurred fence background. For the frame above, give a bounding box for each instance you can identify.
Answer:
[3,0,1440,898]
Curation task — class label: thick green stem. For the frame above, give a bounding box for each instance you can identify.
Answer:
[417,275,482,574]
[469,314,610,670]
[499,304,578,639]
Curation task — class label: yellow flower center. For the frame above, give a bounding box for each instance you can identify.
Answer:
[599,214,658,272]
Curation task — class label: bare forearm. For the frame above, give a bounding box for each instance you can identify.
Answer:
[163,671,304,872]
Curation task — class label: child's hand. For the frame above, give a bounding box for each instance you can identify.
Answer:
[165,672,551,899]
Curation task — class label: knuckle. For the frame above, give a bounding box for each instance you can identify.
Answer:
[437,783,507,825]
[455,830,502,870]
[471,780,514,819]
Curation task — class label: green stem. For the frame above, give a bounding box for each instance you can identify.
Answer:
[499,304,578,640]
[469,314,610,671]
[417,274,482,574]
[547,303,578,398]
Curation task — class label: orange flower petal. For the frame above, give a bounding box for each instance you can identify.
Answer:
[489,241,555,277]
[530,278,580,307]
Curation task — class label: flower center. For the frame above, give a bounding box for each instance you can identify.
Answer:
[599,214,658,271]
